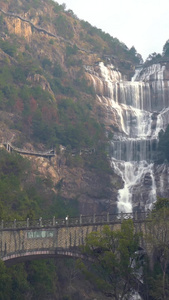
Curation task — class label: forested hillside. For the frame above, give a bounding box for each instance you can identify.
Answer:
[0,0,140,150]
[0,0,144,298]
[0,0,142,217]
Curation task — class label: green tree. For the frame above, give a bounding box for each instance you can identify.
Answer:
[163,40,169,56]
[25,260,57,299]
[144,198,169,300]
[79,220,141,300]
[0,260,11,300]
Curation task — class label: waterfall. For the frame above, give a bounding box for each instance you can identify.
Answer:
[86,62,169,212]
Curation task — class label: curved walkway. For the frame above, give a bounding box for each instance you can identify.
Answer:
[0,212,148,266]
[0,8,92,54]
[3,142,55,158]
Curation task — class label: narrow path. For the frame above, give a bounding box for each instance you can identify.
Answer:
[4,142,55,158]
[0,8,92,54]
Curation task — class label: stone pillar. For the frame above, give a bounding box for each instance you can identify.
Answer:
[26,218,29,228]
[80,214,82,225]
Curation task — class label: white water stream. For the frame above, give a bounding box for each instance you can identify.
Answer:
[87,62,169,212]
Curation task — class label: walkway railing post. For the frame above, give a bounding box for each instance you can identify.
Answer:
[14,219,16,228]
[0,212,149,230]
[26,218,29,228]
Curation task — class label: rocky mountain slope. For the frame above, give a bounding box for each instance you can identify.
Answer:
[0,0,142,216]
[2,1,169,300]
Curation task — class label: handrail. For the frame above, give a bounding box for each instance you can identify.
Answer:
[3,142,55,157]
[0,211,150,230]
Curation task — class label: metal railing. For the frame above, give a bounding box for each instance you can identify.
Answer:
[0,211,150,230]
[4,142,55,157]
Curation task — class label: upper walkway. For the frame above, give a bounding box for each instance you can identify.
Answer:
[3,142,55,158]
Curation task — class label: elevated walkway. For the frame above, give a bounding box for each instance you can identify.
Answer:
[0,212,150,266]
[3,142,55,158]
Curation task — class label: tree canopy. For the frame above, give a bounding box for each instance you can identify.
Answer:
[79,220,141,300]
[144,198,169,300]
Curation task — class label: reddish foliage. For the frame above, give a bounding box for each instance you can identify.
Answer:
[30,97,37,113]
[42,106,58,124]
[15,98,24,113]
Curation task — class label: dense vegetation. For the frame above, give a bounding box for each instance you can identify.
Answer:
[0,149,79,220]
[0,0,142,153]
[79,219,141,300]
[143,38,169,66]
[0,148,83,300]
[0,0,163,299]
[78,198,169,300]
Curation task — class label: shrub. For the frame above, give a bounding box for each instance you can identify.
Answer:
[54,15,74,39]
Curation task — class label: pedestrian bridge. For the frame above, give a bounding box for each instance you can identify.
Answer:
[0,212,149,266]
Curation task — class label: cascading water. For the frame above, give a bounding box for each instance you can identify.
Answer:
[85,61,169,212]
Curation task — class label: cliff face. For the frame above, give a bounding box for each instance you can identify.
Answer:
[85,62,169,132]
[86,60,169,212]
[1,0,169,215]
[5,16,32,41]
[0,0,142,215]
[25,152,122,215]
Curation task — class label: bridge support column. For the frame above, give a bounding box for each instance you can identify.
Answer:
[1,220,3,229]
[27,218,29,228]
[93,214,95,224]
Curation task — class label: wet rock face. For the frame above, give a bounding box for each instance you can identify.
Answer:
[154,163,169,199]
[131,163,169,210]
[85,62,169,212]
[144,173,153,186]
[87,62,169,134]
[22,61,169,214]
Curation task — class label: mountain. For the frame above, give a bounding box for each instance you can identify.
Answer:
[1,1,169,299]
[0,0,142,218]
[0,1,147,299]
